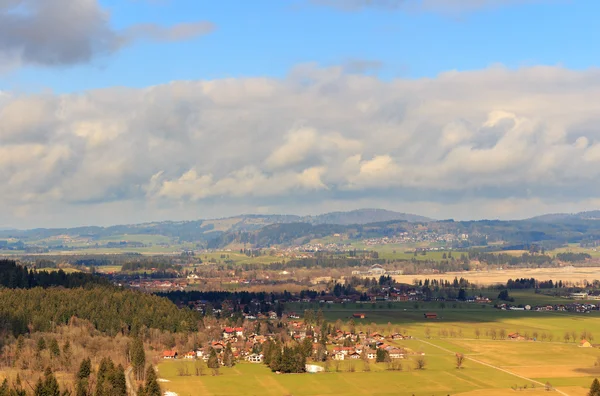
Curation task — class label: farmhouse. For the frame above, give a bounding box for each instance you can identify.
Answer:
[570,292,589,299]
[579,339,592,348]
[223,327,244,339]
[507,333,525,340]
[246,353,263,363]
[184,351,196,359]
[352,313,366,319]
[388,348,405,359]
[163,350,178,359]
[368,264,386,276]
[424,312,438,319]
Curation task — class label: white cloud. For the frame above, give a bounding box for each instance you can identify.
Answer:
[0,0,214,68]
[1,64,600,227]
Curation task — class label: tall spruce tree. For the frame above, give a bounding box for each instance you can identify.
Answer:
[143,366,161,396]
[34,368,60,396]
[0,379,8,396]
[95,357,114,396]
[37,337,47,353]
[130,337,146,381]
[590,378,600,396]
[49,338,61,358]
[207,348,219,369]
[112,364,127,396]
[223,343,235,367]
[269,343,282,372]
[76,358,92,396]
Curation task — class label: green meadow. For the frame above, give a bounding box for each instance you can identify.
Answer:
[157,307,600,396]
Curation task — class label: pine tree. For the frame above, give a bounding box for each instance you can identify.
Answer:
[130,337,146,381]
[76,358,92,396]
[95,357,114,396]
[143,366,161,396]
[223,344,235,367]
[0,379,8,396]
[44,370,61,396]
[111,364,127,396]
[300,337,313,358]
[76,379,89,396]
[590,378,600,396]
[262,341,273,366]
[207,348,219,369]
[35,368,60,396]
[37,337,47,353]
[34,378,45,396]
[49,338,61,358]
[269,344,282,372]
[63,340,73,370]
[77,358,92,380]
[376,348,390,363]
[16,335,25,355]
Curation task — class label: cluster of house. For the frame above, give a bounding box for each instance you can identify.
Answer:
[506,333,597,348]
[361,231,461,246]
[497,302,599,313]
[569,292,600,300]
[162,327,271,364]
[161,320,417,365]
[327,330,414,361]
[128,280,187,291]
[351,264,403,276]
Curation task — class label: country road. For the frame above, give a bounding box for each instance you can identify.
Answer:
[125,366,137,396]
[417,338,570,396]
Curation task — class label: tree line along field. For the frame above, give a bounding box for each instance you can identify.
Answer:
[157,308,600,396]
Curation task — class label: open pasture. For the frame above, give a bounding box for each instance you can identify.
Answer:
[392,266,600,287]
[158,309,600,396]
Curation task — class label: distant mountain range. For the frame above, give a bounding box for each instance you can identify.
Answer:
[0,209,431,243]
[527,210,600,222]
[301,209,432,225]
[5,209,600,250]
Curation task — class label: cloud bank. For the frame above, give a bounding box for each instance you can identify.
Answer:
[1,64,600,226]
[0,0,214,67]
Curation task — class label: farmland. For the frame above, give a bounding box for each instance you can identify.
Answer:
[157,308,600,396]
[392,267,600,287]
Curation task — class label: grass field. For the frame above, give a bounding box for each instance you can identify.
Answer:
[157,308,600,396]
[198,251,283,266]
[96,234,174,244]
[392,267,600,287]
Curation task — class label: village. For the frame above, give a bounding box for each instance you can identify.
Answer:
[159,316,419,370]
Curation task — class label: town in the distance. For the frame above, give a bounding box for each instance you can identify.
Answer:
[1,208,600,395]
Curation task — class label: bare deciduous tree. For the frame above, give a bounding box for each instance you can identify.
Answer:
[456,353,464,369]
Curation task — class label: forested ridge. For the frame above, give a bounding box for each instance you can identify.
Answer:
[0,260,110,289]
[0,260,199,337]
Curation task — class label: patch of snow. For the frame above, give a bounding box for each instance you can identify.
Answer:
[158,378,170,382]
[164,392,178,396]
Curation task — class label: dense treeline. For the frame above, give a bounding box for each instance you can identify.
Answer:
[505,278,565,289]
[159,290,273,306]
[0,287,199,337]
[121,261,180,272]
[555,252,591,262]
[262,340,307,373]
[0,260,110,289]
[468,251,553,266]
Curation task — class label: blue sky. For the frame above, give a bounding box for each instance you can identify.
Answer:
[2,0,600,227]
[2,0,598,93]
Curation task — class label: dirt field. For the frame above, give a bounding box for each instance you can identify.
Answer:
[393,266,600,286]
